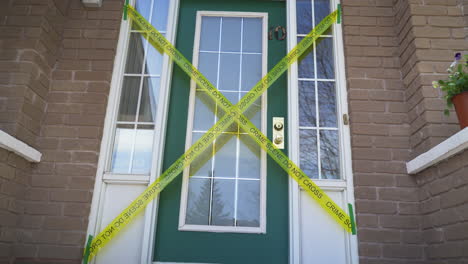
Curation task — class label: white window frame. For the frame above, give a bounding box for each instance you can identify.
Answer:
[85,0,180,263]
[178,11,268,234]
[286,0,359,263]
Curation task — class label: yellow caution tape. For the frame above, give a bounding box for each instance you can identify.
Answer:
[86,6,349,262]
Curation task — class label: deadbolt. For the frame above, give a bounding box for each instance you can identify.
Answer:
[273,117,284,149]
[274,121,284,131]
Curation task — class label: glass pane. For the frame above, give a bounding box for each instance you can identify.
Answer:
[193,91,215,131]
[300,129,318,178]
[237,180,260,227]
[118,77,141,122]
[242,94,261,128]
[186,178,211,225]
[151,0,169,30]
[125,33,145,74]
[296,0,312,34]
[190,132,213,177]
[320,130,340,179]
[299,81,316,127]
[241,54,262,91]
[213,133,237,178]
[318,81,337,127]
[211,179,235,226]
[315,0,331,32]
[238,135,261,179]
[138,77,160,122]
[316,37,334,79]
[242,18,262,53]
[219,53,240,91]
[132,1,151,30]
[198,52,219,86]
[200,17,221,51]
[131,125,154,174]
[218,92,240,133]
[144,37,163,75]
[111,124,134,174]
[221,17,241,52]
[298,37,315,78]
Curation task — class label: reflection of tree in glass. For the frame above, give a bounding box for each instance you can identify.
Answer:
[318,82,337,127]
[299,81,316,127]
[299,130,318,179]
[186,176,234,226]
[296,0,312,34]
[316,38,334,79]
[320,131,339,179]
[237,181,260,227]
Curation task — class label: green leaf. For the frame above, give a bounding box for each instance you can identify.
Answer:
[444,109,450,116]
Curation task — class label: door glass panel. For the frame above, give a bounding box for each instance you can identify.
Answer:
[183,14,265,230]
[200,17,221,51]
[237,180,260,227]
[186,178,211,225]
[221,17,241,52]
[109,0,170,175]
[297,0,341,180]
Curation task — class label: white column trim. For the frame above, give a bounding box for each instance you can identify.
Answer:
[0,130,41,163]
[407,127,468,174]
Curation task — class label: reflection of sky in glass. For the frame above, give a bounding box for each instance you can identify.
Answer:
[110,0,170,175]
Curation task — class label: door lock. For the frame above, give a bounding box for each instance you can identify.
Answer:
[272,117,284,149]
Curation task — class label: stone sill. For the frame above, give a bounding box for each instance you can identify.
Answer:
[407,127,468,175]
[0,130,41,163]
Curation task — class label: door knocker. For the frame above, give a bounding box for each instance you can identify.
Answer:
[268,26,286,41]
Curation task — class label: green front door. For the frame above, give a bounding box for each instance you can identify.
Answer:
[154,0,288,263]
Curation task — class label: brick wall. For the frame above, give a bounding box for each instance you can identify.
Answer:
[16,0,122,262]
[342,0,425,262]
[400,0,467,158]
[0,150,31,264]
[0,0,66,148]
[415,150,468,263]
[0,0,121,263]
[344,0,468,263]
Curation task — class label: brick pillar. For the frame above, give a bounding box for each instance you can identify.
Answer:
[343,0,424,262]
[401,0,468,158]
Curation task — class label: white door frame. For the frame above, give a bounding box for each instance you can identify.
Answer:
[87,0,358,263]
[286,0,359,263]
[85,0,181,263]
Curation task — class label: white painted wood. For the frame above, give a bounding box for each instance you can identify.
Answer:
[86,0,180,263]
[287,0,359,263]
[0,130,41,162]
[407,127,468,174]
[93,184,147,264]
[299,189,348,263]
[81,0,102,8]
[142,0,180,261]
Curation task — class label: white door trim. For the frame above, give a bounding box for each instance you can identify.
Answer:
[286,0,359,263]
[85,0,181,263]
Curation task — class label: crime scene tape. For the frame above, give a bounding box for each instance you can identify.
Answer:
[127,5,352,231]
[84,5,353,263]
